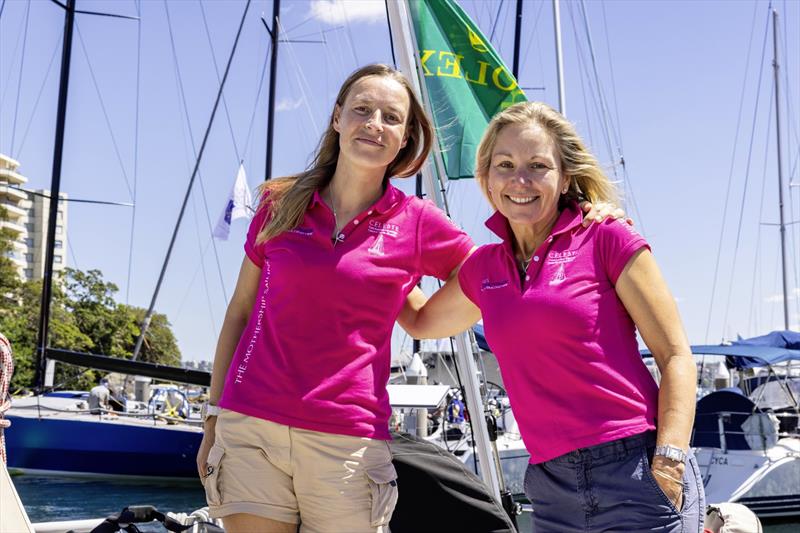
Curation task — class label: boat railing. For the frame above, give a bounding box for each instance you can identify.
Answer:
[10,403,203,428]
[693,409,799,453]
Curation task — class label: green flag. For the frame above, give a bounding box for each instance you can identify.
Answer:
[408,0,527,180]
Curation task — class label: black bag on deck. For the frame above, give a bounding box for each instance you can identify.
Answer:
[389,432,516,533]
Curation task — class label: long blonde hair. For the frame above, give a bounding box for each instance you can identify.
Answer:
[255,64,433,243]
[475,101,618,210]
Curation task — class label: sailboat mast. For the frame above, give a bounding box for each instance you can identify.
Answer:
[34,0,76,390]
[552,0,566,116]
[512,0,523,79]
[385,0,502,500]
[771,9,789,330]
[264,0,281,181]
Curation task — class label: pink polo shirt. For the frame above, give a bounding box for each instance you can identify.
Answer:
[219,182,473,439]
[458,203,658,463]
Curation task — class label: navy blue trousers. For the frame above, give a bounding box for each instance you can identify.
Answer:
[524,431,705,532]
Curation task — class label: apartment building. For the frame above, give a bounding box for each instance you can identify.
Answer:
[0,153,68,280]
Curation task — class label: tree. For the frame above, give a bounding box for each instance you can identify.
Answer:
[0,263,182,391]
[1,277,94,392]
[0,207,21,308]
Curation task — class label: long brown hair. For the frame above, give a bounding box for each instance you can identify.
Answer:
[256,64,433,243]
[475,101,618,210]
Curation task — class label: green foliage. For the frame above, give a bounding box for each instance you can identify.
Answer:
[0,207,22,307]
[0,227,182,391]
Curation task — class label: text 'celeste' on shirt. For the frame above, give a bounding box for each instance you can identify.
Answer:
[368,220,400,238]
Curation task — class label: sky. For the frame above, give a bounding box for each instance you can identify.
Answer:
[0,0,798,363]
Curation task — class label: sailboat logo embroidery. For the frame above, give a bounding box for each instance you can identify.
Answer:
[369,234,386,256]
[549,263,567,285]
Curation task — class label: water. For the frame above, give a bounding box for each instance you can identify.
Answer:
[12,474,800,532]
[12,475,206,525]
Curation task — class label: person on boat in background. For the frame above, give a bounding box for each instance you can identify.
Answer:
[88,377,111,415]
[401,102,704,532]
[196,65,624,533]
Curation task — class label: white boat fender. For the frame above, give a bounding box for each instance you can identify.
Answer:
[704,502,763,533]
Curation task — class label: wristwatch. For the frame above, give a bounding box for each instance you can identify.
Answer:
[201,403,222,422]
[654,444,687,464]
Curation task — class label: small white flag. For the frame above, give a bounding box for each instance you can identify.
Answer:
[213,164,253,240]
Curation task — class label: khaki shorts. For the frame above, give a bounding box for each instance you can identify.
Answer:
[204,409,398,533]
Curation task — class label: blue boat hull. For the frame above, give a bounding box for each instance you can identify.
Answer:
[5,415,202,478]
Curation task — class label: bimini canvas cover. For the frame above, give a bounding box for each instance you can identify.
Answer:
[642,331,800,369]
[389,432,516,533]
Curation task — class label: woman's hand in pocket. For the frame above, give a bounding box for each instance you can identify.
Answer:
[197,418,217,480]
[651,455,685,511]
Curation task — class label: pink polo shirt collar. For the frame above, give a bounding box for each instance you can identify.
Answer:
[485,202,584,249]
[309,182,403,215]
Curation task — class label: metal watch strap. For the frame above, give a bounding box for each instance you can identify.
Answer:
[202,403,221,421]
[654,444,687,464]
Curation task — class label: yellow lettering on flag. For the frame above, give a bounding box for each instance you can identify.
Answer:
[465,60,490,86]
[437,51,463,78]
[492,66,517,91]
[420,50,436,76]
[468,28,488,53]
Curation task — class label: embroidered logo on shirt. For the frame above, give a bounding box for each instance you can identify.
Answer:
[289,227,313,236]
[368,234,386,256]
[549,263,567,285]
[481,279,509,291]
[546,251,576,286]
[368,220,399,237]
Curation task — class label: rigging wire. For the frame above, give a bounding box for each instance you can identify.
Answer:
[600,1,625,152]
[339,5,360,66]
[126,0,142,305]
[276,17,321,136]
[74,22,134,200]
[747,89,774,334]
[0,2,28,124]
[16,39,60,156]
[384,0,396,68]
[198,0,242,163]
[9,0,31,158]
[174,237,212,319]
[704,1,767,342]
[519,0,545,89]
[0,0,6,21]
[241,40,271,169]
[488,0,505,43]
[573,2,617,166]
[163,0,229,304]
[575,43,596,152]
[191,193,218,336]
[719,6,773,338]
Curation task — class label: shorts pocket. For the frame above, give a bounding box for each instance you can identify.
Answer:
[642,448,686,514]
[365,462,399,527]
[202,444,225,506]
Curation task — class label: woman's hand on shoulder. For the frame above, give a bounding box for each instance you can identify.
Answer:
[579,200,633,227]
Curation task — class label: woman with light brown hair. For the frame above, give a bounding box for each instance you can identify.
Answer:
[197,68,621,533]
[403,101,704,532]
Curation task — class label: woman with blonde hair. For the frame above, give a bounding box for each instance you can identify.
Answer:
[402,101,704,532]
